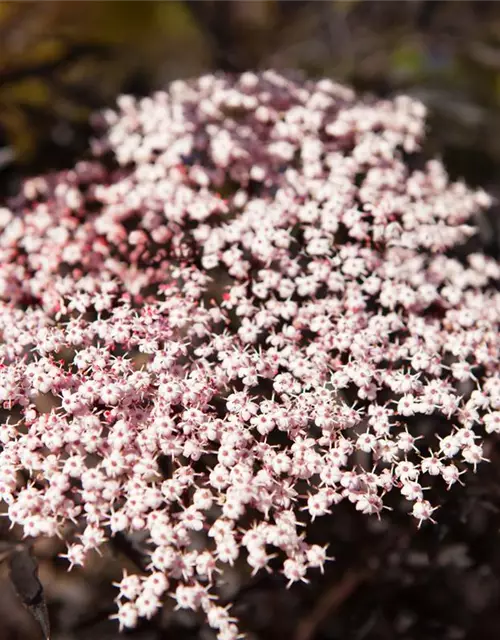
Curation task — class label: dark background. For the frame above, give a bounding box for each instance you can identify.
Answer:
[1,2,500,639]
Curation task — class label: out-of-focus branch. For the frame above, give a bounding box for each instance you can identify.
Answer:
[183,0,242,72]
[317,1,354,70]
[183,0,313,72]
[0,42,109,87]
[416,0,444,31]
[274,0,309,27]
[294,568,372,640]
[111,531,149,573]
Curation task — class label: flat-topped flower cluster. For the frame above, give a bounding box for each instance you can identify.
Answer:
[0,70,499,638]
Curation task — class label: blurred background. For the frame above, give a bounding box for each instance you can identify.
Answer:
[1,0,499,249]
[1,1,500,639]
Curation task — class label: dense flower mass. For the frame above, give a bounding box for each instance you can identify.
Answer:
[0,70,499,638]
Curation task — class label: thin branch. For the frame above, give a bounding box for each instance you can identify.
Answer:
[294,568,372,640]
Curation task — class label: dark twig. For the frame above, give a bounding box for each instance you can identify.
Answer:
[111,531,149,573]
[294,567,372,640]
[9,545,50,640]
[183,0,242,72]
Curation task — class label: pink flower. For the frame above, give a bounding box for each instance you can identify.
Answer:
[0,70,498,638]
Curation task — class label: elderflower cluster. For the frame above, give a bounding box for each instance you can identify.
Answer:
[0,70,499,638]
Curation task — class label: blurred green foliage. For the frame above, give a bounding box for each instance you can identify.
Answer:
[0,1,208,162]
